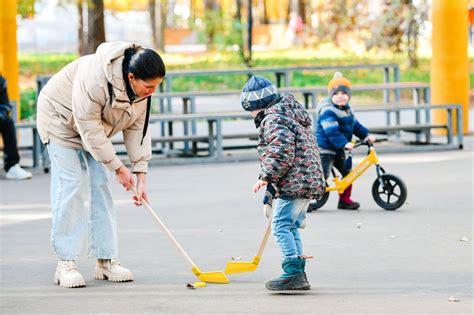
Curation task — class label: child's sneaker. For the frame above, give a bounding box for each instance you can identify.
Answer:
[95,259,133,282]
[54,260,86,288]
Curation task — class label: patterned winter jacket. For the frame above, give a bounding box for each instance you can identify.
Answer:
[257,94,325,200]
[316,97,369,155]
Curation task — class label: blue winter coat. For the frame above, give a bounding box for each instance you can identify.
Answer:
[316,97,369,154]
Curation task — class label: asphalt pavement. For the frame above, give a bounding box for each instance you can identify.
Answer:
[0,137,472,314]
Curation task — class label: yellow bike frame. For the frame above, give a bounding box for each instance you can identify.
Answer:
[326,147,380,194]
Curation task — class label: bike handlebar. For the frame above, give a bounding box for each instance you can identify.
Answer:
[347,138,388,151]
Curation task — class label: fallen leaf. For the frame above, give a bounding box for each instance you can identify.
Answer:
[186,283,195,289]
[448,296,460,302]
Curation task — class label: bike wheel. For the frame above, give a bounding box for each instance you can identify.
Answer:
[372,174,407,210]
[307,191,330,212]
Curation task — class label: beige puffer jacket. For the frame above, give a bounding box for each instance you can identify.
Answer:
[37,41,152,173]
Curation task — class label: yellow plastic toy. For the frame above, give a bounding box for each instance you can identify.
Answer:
[309,141,407,211]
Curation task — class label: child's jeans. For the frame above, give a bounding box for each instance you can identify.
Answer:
[320,153,349,179]
[272,196,310,259]
[47,141,117,260]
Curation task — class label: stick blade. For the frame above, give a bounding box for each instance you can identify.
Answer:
[198,271,229,283]
[224,261,258,274]
[192,266,230,283]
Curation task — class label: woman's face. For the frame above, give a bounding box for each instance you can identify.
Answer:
[128,73,164,98]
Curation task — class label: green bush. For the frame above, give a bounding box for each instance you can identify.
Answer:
[19,88,36,120]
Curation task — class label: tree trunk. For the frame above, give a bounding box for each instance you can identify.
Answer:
[205,1,219,46]
[262,0,269,24]
[86,0,106,54]
[149,0,165,51]
[160,1,167,51]
[298,0,306,25]
[246,0,253,66]
[77,0,86,56]
[149,0,156,47]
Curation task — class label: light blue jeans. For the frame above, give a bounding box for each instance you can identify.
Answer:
[272,196,310,259]
[47,141,117,260]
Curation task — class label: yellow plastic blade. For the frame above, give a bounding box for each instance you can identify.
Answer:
[192,266,229,284]
[224,256,261,274]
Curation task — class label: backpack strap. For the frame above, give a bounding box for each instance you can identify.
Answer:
[107,82,114,105]
[140,96,151,145]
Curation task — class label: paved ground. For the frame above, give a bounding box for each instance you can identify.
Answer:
[0,137,472,314]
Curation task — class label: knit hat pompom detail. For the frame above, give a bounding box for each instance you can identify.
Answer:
[241,76,278,111]
[328,72,352,98]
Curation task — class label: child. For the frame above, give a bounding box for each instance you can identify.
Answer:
[315,72,376,210]
[240,76,325,291]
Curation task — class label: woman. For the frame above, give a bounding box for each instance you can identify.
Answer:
[37,41,166,288]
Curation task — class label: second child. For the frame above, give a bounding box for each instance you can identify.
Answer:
[315,72,376,210]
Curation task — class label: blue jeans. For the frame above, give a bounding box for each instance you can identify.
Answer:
[272,196,310,259]
[47,142,117,260]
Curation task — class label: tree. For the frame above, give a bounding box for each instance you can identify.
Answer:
[86,0,106,54]
[314,0,367,47]
[77,0,86,56]
[364,0,429,67]
[405,0,429,67]
[17,0,35,18]
[204,1,221,46]
[149,0,166,51]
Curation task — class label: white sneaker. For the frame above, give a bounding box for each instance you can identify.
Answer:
[54,260,86,288]
[5,164,32,180]
[95,259,133,282]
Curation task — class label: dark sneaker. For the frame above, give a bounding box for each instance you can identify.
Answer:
[338,200,360,210]
[265,272,311,291]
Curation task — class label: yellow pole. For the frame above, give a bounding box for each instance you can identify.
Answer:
[431,0,470,134]
[0,0,20,121]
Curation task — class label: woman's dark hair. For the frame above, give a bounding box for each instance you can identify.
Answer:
[123,47,166,81]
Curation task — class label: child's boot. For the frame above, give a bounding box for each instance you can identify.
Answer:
[265,257,310,291]
[95,259,133,282]
[338,184,360,210]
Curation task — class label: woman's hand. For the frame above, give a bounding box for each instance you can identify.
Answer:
[253,180,268,193]
[133,173,148,206]
[115,165,134,191]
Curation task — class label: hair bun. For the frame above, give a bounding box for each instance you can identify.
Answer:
[333,72,343,79]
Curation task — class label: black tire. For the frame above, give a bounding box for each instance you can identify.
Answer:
[372,174,407,210]
[307,191,330,212]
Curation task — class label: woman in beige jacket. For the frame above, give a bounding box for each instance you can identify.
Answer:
[37,41,166,288]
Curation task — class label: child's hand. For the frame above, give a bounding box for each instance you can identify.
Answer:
[253,180,268,193]
[344,142,355,151]
[364,134,376,144]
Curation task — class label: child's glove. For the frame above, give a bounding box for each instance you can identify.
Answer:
[262,183,276,219]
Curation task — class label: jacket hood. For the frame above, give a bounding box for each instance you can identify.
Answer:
[96,41,142,89]
[264,94,312,127]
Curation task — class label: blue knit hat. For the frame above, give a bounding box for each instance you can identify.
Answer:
[240,76,278,111]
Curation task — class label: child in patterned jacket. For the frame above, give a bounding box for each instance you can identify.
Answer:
[240,76,325,291]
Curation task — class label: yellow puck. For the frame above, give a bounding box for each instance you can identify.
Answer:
[194,281,206,288]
